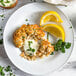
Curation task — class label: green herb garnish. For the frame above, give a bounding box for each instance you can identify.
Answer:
[2,19,4,21]
[70,26,72,28]
[0,0,6,6]
[27,49,30,51]
[28,41,33,44]
[32,49,35,52]
[22,36,25,39]
[27,48,35,52]
[5,0,10,3]
[61,46,65,53]
[65,42,71,49]
[1,33,3,36]
[9,73,13,76]
[1,2,5,6]
[27,41,35,52]
[0,0,3,2]
[0,66,5,76]
[53,39,71,53]
[50,52,54,55]
[0,39,3,44]
[70,19,71,21]
[0,29,2,31]
[65,5,67,7]
[54,44,58,51]
[47,32,49,40]
[0,15,4,17]
[28,41,33,47]
[29,53,32,56]
[25,19,28,21]
[5,66,12,72]
[27,23,29,25]
[0,65,15,76]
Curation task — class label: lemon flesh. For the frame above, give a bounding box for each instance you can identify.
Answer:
[40,11,63,26]
[42,24,65,41]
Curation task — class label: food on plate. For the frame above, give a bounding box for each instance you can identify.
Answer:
[13,24,54,60]
[40,11,63,26]
[42,24,65,41]
[0,0,18,9]
[40,11,65,41]
[13,11,71,61]
[53,39,71,53]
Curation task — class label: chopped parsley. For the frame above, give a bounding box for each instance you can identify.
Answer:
[61,46,65,53]
[0,14,5,21]
[5,66,12,72]
[27,41,35,52]
[70,19,71,21]
[0,65,16,76]
[1,2,5,6]
[0,66,5,76]
[1,33,3,36]
[29,53,32,56]
[28,41,33,47]
[0,15,4,17]
[0,0,10,6]
[27,23,29,25]
[32,49,35,52]
[22,36,25,39]
[65,42,71,49]
[25,19,28,21]
[47,32,49,40]
[70,26,72,28]
[2,19,4,21]
[0,0,3,2]
[50,52,54,55]
[53,39,71,53]
[0,28,2,31]
[5,0,10,3]
[27,49,31,51]
[65,5,67,7]
[0,39,3,44]
[9,73,13,76]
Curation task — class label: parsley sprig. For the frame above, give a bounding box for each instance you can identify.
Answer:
[5,66,12,72]
[47,32,49,40]
[52,39,71,53]
[0,15,4,17]
[27,41,35,52]
[0,66,5,76]
[0,65,15,76]
[0,0,5,6]
[5,0,10,3]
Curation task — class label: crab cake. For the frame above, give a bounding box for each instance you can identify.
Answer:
[13,24,54,60]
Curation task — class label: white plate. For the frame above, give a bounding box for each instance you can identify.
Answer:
[3,3,74,75]
[44,0,76,6]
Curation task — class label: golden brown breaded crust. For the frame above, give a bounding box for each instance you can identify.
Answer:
[37,39,54,57]
[13,24,45,48]
[0,0,18,9]
[13,24,27,48]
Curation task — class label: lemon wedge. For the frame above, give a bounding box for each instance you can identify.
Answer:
[42,24,65,41]
[40,11,63,26]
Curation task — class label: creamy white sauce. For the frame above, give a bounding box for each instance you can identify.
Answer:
[0,0,16,7]
[24,39,39,56]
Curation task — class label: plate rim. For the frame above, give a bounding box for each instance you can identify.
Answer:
[3,2,74,75]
